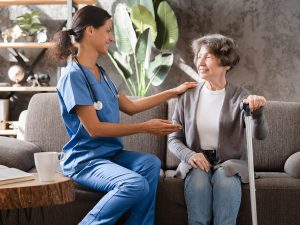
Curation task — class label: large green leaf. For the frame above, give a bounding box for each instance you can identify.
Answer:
[114,4,137,54]
[108,49,132,79]
[108,50,137,96]
[155,1,178,50]
[126,0,155,17]
[135,28,152,69]
[147,52,174,86]
[150,65,171,85]
[131,5,157,41]
[153,0,164,11]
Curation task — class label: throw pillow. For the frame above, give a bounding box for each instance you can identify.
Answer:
[284,151,300,179]
[0,137,41,171]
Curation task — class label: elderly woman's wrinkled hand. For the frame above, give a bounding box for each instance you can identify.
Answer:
[243,95,266,112]
[188,153,211,172]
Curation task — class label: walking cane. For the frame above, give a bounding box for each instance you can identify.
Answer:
[241,102,258,225]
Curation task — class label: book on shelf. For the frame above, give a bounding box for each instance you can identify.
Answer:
[0,165,35,186]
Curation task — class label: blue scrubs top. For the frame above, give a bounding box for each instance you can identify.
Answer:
[56,60,123,175]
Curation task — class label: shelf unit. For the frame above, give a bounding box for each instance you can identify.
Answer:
[0,129,18,136]
[0,43,54,48]
[0,86,56,92]
[0,0,95,45]
[0,0,95,6]
[0,0,95,134]
[0,0,95,86]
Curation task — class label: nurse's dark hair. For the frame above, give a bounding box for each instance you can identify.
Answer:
[192,34,240,71]
[49,5,111,61]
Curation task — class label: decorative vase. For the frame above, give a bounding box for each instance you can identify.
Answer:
[0,99,9,130]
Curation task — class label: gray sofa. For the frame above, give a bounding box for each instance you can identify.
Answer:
[0,93,300,225]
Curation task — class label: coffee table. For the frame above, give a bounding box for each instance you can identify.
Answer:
[0,173,74,225]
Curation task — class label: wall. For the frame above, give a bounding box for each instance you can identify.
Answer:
[169,0,300,102]
[0,0,299,119]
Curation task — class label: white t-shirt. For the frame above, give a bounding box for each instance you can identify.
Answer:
[197,85,225,150]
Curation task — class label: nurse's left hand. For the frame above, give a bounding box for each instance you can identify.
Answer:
[173,82,198,95]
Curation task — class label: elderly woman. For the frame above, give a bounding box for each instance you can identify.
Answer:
[168,34,268,225]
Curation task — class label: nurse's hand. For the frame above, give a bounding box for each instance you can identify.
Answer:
[172,82,198,95]
[143,119,181,136]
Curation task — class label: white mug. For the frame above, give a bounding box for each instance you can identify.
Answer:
[34,151,65,182]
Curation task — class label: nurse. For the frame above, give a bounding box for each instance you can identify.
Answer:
[50,5,197,225]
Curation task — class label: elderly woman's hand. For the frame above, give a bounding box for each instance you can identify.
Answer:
[188,153,211,172]
[243,95,266,112]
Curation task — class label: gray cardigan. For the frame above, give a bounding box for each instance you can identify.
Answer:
[168,81,268,183]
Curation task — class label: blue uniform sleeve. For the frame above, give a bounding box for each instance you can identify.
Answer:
[57,70,93,114]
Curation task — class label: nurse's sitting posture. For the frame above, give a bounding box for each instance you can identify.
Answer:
[49,5,197,225]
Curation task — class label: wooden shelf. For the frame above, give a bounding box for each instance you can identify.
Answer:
[0,42,54,49]
[0,86,56,92]
[0,0,95,6]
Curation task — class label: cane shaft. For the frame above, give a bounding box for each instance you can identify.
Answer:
[245,116,258,225]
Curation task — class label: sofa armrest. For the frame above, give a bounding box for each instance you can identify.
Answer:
[0,137,41,171]
[284,151,300,178]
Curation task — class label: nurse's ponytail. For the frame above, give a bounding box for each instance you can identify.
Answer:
[48,5,111,63]
[48,30,73,63]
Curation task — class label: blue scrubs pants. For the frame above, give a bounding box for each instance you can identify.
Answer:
[71,150,161,225]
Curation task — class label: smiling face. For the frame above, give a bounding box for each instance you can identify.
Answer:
[195,46,230,81]
[89,19,114,55]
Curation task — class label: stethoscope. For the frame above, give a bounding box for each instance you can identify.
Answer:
[74,58,118,110]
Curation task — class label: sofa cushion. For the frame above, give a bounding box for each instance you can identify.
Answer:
[166,98,181,169]
[0,136,41,171]
[25,93,70,153]
[284,151,300,178]
[253,101,300,171]
[161,170,188,225]
[120,103,168,167]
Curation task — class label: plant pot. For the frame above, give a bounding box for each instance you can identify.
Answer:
[26,35,35,42]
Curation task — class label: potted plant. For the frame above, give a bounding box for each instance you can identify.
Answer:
[108,0,178,96]
[15,10,45,42]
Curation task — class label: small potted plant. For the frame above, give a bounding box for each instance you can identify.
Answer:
[16,10,45,42]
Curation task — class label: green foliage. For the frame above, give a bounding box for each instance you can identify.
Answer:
[155,1,178,49]
[16,10,45,36]
[110,0,178,96]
